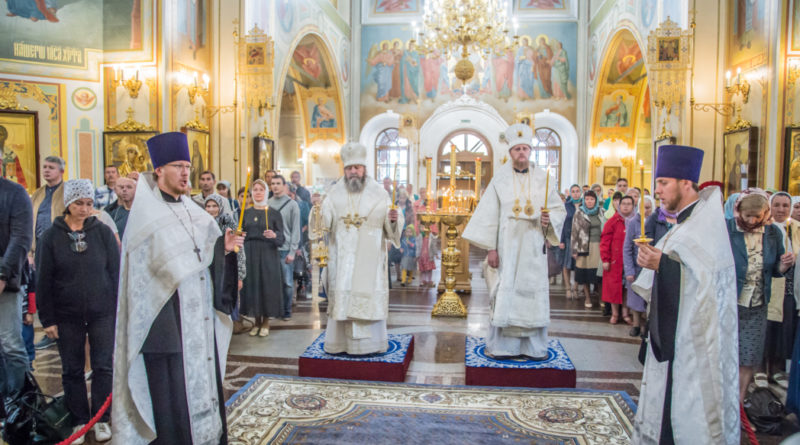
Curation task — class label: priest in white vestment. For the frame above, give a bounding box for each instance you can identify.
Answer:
[316,142,403,354]
[633,145,739,444]
[113,132,242,445]
[462,123,565,360]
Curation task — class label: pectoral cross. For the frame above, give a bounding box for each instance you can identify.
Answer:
[342,213,366,229]
[194,247,202,262]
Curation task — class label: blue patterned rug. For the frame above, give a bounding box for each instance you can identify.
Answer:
[465,337,575,370]
[226,374,636,444]
[299,332,412,363]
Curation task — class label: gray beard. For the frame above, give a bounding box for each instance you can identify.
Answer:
[346,175,366,193]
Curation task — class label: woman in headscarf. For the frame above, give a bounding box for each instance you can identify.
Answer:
[215,180,240,218]
[623,195,654,337]
[571,190,605,308]
[726,188,794,402]
[560,184,582,299]
[239,180,285,337]
[792,196,800,221]
[761,192,800,388]
[724,192,740,220]
[204,194,248,334]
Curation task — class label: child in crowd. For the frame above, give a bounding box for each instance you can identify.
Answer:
[400,225,420,286]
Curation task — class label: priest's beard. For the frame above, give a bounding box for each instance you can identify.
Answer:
[513,158,530,171]
[346,175,366,193]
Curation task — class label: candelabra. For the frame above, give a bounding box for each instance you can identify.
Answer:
[111,68,142,99]
[310,198,329,302]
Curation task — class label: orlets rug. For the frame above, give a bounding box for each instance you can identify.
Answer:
[226,374,636,444]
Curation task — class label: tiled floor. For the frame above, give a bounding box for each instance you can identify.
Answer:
[28,248,800,444]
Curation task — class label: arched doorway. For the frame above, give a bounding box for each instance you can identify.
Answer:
[589,29,652,191]
[436,130,493,195]
[275,32,345,185]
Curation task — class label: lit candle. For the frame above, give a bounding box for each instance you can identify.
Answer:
[449,144,457,189]
[543,165,550,210]
[391,162,399,207]
[426,157,432,209]
[135,69,139,81]
[725,70,732,88]
[237,167,251,232]
[639,160,646,237]
[475,157,482,201]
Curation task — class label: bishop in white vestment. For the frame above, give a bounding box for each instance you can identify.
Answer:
[462,123,565,359]
[633,145,739,445]
[316,142,403,354]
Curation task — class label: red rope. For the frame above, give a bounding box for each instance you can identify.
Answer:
[740,402,760,445]
[55,393,112,445]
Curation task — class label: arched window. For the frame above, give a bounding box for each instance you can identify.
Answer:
[437,130,493,194]
[374,128,409,184]
[530,127,562,190]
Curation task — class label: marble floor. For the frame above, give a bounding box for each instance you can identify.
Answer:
[26,248,799,444]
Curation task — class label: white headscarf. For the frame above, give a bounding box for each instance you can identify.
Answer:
[251,179,269,207]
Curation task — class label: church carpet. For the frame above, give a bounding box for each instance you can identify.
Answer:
[225,374,636,444]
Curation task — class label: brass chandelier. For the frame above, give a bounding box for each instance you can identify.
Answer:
[415,0,517,83]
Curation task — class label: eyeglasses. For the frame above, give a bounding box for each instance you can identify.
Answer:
[68,232,87,253]
[166,163,194,172]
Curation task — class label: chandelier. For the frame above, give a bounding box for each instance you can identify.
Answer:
[415,0,518,83]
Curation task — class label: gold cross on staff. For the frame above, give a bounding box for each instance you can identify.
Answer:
[341,213,366,229]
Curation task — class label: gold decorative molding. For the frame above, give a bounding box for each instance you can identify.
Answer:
[183,110,209,132]
[106,107,155,132]
[0,87,28,110]
[257,120,272,139]
[725,115,752,132]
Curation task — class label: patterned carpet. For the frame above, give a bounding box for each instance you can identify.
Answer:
[225,374,637,444]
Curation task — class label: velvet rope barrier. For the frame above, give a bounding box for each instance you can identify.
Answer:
[740,402,760,445]
[56,393,112,445]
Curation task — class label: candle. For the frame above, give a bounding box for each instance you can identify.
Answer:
[449,144,457,189]
[237,168,251,232]
[265,207,269,231]
[442,189,449,211]
[639,160,646,237]
[475,157,482,201]
[391,162,399,207]
[543,165,550,210]
[425,157,432,196]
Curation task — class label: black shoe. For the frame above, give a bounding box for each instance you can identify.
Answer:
[602,302,611,317]
[526,355,549,362]
[628,326,641,337]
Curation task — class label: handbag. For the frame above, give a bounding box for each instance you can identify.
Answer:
[744,387,784,435]
[3,372,73,444]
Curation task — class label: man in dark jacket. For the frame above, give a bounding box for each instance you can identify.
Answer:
[0,157,33,399]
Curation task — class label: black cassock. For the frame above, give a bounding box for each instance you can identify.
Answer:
[142,191,238,445]
[645,201,697,445]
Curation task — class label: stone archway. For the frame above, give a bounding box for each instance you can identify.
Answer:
[274,32,345,184]
[589,28,652,191]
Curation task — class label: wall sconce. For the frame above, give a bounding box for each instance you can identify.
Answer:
[257,98,275,117]
[789,59,800,88]
[590,146,609,167]
[725,68,750,104]
[619,147,635,164]
[112,66,142,99]
[176,71,209,105]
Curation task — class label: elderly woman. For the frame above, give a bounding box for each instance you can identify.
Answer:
[560,185,582,299]
[760,192,800,388]
[36,179,118,443]
[623,195,654,337]
[204,194,248,334]
[240,180,285,337]
[571,190,605,308]
[600,195,635,324]
[726,189,794,402]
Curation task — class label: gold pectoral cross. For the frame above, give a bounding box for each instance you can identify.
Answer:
[341,213,366,229]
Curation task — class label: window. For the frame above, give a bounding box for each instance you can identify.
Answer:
[375,128,409,184]
[436,131,493,194]
[530,127,562,190]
